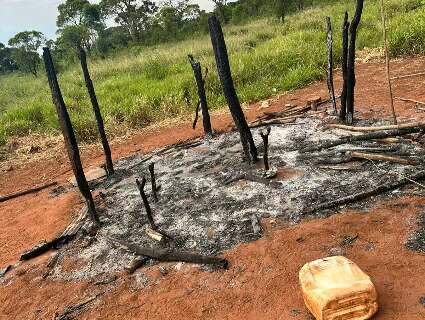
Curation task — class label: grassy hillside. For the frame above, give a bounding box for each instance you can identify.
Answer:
[1,0,425,145]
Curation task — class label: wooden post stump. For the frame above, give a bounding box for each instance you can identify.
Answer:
[188,54,213,138]
[346,0,364,124]
[326,17,337,114]
[208,15,258,163]
[43,47,99,225]
[340,12,350,121]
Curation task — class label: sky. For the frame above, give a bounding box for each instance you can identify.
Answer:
[0,0,216,44]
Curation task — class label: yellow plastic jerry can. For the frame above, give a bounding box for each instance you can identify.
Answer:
[299,256,378,320]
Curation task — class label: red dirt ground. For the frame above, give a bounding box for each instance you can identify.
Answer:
[1,57,425,319]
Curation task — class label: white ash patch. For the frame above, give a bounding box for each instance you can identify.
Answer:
[52,117,425,280]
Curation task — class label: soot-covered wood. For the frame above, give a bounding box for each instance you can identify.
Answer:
[43,47,99,224]
[345,0,364,124]
[79,48,114,176]
[208,15,257,163]
[188,54,213,137]
[326,17,337,114]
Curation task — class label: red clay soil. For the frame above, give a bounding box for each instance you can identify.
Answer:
[1,197,424,319]
[1,57,425,319]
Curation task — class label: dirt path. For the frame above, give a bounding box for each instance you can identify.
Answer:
[1,57,425,319]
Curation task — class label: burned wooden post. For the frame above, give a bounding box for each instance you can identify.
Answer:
[326,17,337,114]
[42,47,99,225]
[345,0,364,124]
[188,55,213,137]
[340,12,350,121]
[79,48,114,176]
[260,127,271,171]
[136,177,157,230]
[148,163,158,202]
[192,101,201,130]
[208,15,258,163]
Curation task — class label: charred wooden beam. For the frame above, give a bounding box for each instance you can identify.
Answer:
[301,126,425,153]
[43,47,99,225]
[192,100,201,130]
[0,182,57,204]
[188,55,213,137]
[109,237,228,269]
[346,0,364,124]
[20,234,75,261]
[260,127,271,171]
[136,177,157,230]
[326,17,337,114]
[304,170,425,215]
[340,12,350,121]
[79,48,114,176]
[148,162,158,202]
[208,15,258,163]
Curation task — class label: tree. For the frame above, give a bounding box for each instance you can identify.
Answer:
[56,0,104,51]
[8,31,46,76]
[0,43,17,73]
[100,0,158,42]
[211,0,228,23]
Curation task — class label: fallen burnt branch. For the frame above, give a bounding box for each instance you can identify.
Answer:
[20,234,75,261]
[327,122,425,132]
[304,170,425,216]
[394,97,425,106]
[349,151,418,165]
[0,181,57,204]
[108,237,228,269]
[301,126,425,152]
[391,72,425,81]
[55,292,104,320]
[249,117,296,128]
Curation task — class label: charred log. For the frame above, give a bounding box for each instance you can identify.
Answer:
[188,55,213,137]
[340,12,350,121]
[136,177,157,230]
[79,48,114,176]
[43,47,99,225]
[208,15,258,162]
[346,0,364,124]
[326,17,337,114]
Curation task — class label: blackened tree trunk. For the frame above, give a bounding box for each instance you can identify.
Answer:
[340,12,350,121]
[42,47,99,225]
[326,17,337,114]
[79,48,114,176]
[208,15,258,162]
[188,54,213,138]
[346,0,364,124]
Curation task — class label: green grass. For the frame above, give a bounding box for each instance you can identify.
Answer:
[1,0,425,145]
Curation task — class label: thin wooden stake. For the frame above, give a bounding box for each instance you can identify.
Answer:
[79,48,114,175]
[42,47,99,225]
[340,12,350,121]
[136,177,156,230]
[260,127,271,171]
[148,163,158,202]
[326,17,337,114]
[188,55,213,137]
[379,0,397,124]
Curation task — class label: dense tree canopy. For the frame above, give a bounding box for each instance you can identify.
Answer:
[0,0,324,76]
[7,31,46,76]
